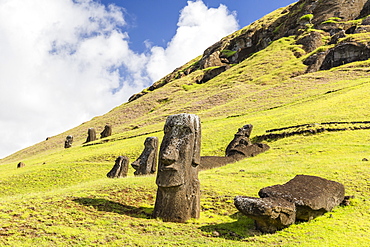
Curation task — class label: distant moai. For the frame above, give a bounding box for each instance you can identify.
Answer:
[153,113,201,223]
[64,135,73,148]
[225,124,270,159]
[225,124,253,156]
[107,156,129,178]
[100,125,112,139]
[17,162,25,168]
[131,137,158,176]
[85,128,97,143]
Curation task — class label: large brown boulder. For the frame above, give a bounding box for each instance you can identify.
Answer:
[259,175,345,221]
[234,196,296,233]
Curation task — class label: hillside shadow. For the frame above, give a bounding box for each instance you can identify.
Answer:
[199,212,263,241]
[73,197,153,219]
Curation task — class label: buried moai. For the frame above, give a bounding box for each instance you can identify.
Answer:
[107,156,129,178]
[17,162,25,168]
[64,135,73,148]
[226,124,269,158]
[100,125,112,139]
[200,124,269,170]
[153,114,201,223]
[85,128,97,143]
[131,137,158,176]
[234,175,346,233]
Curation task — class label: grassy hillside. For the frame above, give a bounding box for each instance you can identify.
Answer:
[1,3,370,246]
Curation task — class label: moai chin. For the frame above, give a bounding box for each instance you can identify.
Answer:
[85,128,97,143]
[131,137,158,176]
[64,135,73,148]
[153,113,201,223]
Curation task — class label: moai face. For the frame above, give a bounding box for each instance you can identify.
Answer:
[156,114,201,187]
[131,137,158,175]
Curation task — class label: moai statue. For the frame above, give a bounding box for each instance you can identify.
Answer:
[64,135,73,148]
[153,113,201,223]
[100,125,112,139]
[85,128,96,143]
[107,156,129,178]
[131,137,158,176]
[17,162,25,168]
[225,124,253,156]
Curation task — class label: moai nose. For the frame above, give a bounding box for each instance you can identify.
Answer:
[161,144,179,166]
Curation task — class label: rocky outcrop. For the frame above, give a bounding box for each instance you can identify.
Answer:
[127,0,370,102]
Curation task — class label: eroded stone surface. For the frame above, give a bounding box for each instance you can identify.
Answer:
[100,125,112,139]
[85,128,97,143]
[107,156,129,178]
[153,114,201,223]
[131,137,158,176]
[259,175,345,221]
[64,135,73,148]
[234,196,296,233]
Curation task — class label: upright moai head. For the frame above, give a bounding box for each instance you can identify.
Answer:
[153,114,201,223]
[64,135,73,148]
[100,125,112,139]
[85,128,96,143]
[156,113,201,187]
[107,156,129,178]
[131,137,158,176]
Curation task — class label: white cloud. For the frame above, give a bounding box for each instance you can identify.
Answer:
[146,0,239,81]
[0,0,238,158]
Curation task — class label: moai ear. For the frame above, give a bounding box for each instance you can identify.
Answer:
[192,115,201,167]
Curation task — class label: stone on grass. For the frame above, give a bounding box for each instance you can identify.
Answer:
[153,114,201,223]
[234,196,296,233]
[107,156,129,178]
[131,137,158,176]
[259,175,345,221]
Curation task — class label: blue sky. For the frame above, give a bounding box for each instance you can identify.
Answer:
[0,0,296,158]
[99,0,296,53]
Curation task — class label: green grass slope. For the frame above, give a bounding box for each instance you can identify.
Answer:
[1,5,370,247]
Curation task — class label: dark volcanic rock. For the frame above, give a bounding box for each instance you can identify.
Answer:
[259,175,345,221]
[320,42,370,70]
[153,114,201,223]
[234,196,296,233]
[100,125,112,139]
[17,162,25,168]
[85,128,97,143]
[107,156,129,178]
[131,137,158,176]
[64,135,73,148]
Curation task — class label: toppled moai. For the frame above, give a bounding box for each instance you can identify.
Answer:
[131,137,158,176]
[199,124,269,170]
[17,162,25,168]
[153,114,201,223]
[234,175,345,233]
[64,135,73,148]
[85,128,97,143]
[100,125,112,139]
[226,124,269,159]
[107,156,129,178]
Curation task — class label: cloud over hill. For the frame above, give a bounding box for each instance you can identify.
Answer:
[0,0,238,158]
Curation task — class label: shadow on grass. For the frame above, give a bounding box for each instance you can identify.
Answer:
[73,197,153,219]
[199,212,263,241]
